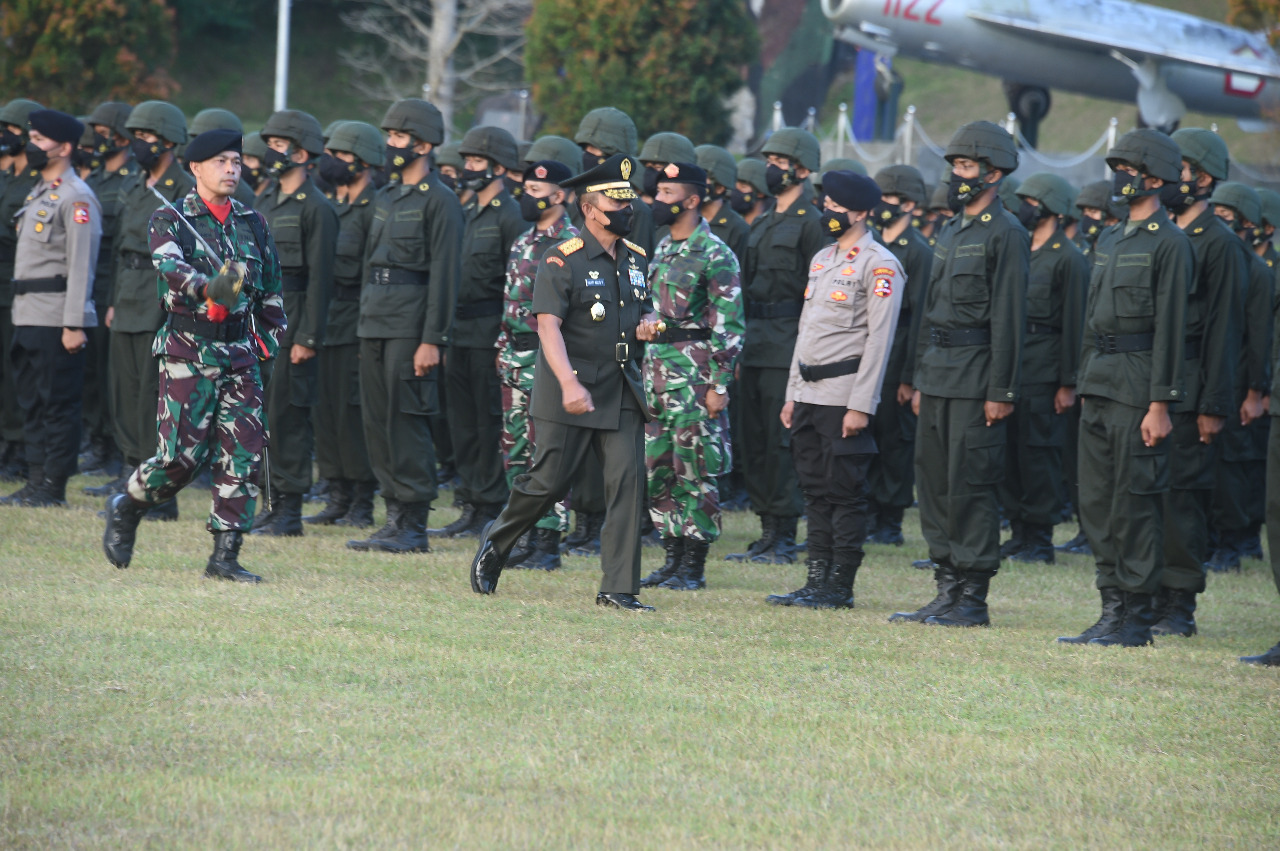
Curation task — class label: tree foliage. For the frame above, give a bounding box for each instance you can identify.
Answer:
[1227,0,1280,42]
[526,0,759,145]
[0,0,178,110]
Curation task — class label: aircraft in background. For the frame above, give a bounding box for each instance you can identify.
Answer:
[823,0,1280,145]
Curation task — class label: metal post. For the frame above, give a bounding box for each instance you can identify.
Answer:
[1005,111,1017,138]
[274,0,291,111]
[836,102,848,159]
[517,89,529,141]
[1106,117,1119,180]
[901,105,916,167]
[772,101,784,131]
[805,106,817,133]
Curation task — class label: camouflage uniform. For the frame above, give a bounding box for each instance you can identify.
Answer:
[124,192,286,530]
[496,210,577,533]
[642,218,743,540]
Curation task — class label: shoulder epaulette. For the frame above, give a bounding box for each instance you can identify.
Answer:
[558,237,584,255]
[622,238,646,257]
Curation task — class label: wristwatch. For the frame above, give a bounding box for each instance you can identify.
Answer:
[712,384,727,395]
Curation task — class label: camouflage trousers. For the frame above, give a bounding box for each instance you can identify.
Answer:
[126,357,265,532]
[644,399,730,542]
[500,363,568,532]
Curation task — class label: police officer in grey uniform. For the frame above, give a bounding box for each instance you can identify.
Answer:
[1,110,101,507]
[471,155,661,611]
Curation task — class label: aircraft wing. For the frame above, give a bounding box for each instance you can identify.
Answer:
[968,7,1280,80]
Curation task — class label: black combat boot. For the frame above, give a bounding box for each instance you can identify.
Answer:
[520,528,562,571]
[795,559,859,609]
[205,531,263,583]
[103,492,149,567]
[566,511,605,557]
[924,571,992,626]
[911,557,937,570]
[1238,526,1264,560]
[430,502,477,537]
[662,538,709,590]
[1057,587,1125,644]
[1089,591,1156,647]
[368,502,430,554]
[506,530,537,567]
[305,478,352,525]
[889,564,964,623]
[1205,531,1242,573]
[1150,587,1197,637]
[1239,641,1280,666]
[752,515,798,564]
[254,492,303,537]
[641,537,684,587]
[999,520,1026,558]
[766,558,830,606]
[561,510,592,551]
[0,468,43,506]
[726,514,776,562]
[336,480,376,528]
[1055,529,1092,555]
[1009,523,1054,564]
[144,498,179,521]
[346,497,403,550]
[251,488,282,534]
[867,507,904,545]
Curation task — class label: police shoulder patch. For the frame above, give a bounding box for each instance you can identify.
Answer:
[622,238,646,258]
[558,237,584,256]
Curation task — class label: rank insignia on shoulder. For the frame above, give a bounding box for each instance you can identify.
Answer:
[622,238,646,257]
[559,237,584,255]
[545,256,565,267]
[874,278,893,298]
[73,202,90,224]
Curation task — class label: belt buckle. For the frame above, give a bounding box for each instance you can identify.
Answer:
[615,342,630,362]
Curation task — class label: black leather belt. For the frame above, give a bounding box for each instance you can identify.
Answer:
[456,298,503,320]
[511,332,539,351]
[1094,332,1153,354]
[654,327,712,344]
[333,283,361,302]
[799,356,861,382]
[930,326,991,347]
[1184,335,1202,360]
[368,267,429,287]
[167,312,248,342]
[122,251,152,270]
[1027,321,1059,335]
[12,276,67,295]
[281,273,308,292]
[746,300,804,320]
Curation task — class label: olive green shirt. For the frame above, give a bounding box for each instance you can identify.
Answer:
[454,187,527,349]
[85,155,134,305]
[1180,208,1246,417]
[1023,226,1089,388]
[881,225,933,388]
[0,164,41,308]
[110,158,194,333]
[256,174,339,350]
[325,182,378,349]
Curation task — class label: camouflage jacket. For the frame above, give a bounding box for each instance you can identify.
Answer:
[643,218,744,414]
[149,191,287,371]
[496,211,577,376]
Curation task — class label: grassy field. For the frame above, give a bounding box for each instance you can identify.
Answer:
[2,478,1278,848]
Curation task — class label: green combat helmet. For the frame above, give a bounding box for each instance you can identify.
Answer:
[1209,181,1262,227]
[517,140,532,163]
[125,100,188,144]
[86,102,133,140]
[0,99,45,133]
[381,99,446,146]
[458,125,520,171]
[1076,180,1111,212]
[736,158,770,196]
[1256,188,1280,229]
[575,107,638,158]
[1105,128,1182,183]
[639,132,696,165]
[261,109,325,155]
[695,145,737,191]
[998,176,1022,209]
[327,121,385,167]
[322,120,346,147]
[1017,173,1078,217]
[191,108,243,137]
[434,142,464,171]
[820,157,867,177]
[873,164,927,205]
[1171,127,1230,180]
[945,120,1019,173]
[524,135,583,177]
[761,128,821,172]
[243,131,269,160]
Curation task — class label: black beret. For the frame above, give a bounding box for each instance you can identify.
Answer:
[523,159,572,185]
[654,161,707,190]
[28,109,84,146]
[822,170,882,212]
[185,128,243,163]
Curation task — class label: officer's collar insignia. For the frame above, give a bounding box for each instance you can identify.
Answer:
[164,179,173,186]
[419,182,430,191]
[622,238,646,257]
[620,158,633,181]
[1148,222,1159,231]
[491,198,501,207]
[1193,226,1203,234]
[52,178,62,189]
[718,217,726,224]
[898,238,908,245]
[297,192,307,200]
[121,168,129,175]
[1052,242,1060,249]
[796,208,806,215]
[981,213,992,222]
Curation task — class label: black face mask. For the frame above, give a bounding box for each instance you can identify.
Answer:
[820,209,850,237]
[1078,214,1103,244]
[869,200,902,230]
[504,174,523,198]
[765,162,798,195]
[1159,179,1198,212]
[583,150,606,172]
[262,145,300,178]
[1248,225,1269,247]
[386,143,420,173]
[24,141,49,171]
[596,204,634,237]
[520,191,556,223]
[1111,170,1155,205]
[71,148,99,171]
[131,137,166,170]
[318,153,360,186]
[729,188,755,215]
[651,198,686,229]
[461,166,495,192]
[438,172,458,193]
[0,129,22,157]
[1017,199,1048,230]
[643,167,661,198]
[947,169,989,211]
[245,165,265,189]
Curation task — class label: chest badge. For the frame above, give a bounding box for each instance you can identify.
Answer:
[590,301,607,321]
[840,266,854,276]
[830,290,848,301]
[586,269,605,287]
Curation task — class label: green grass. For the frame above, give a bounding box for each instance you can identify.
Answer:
[2,478,1279,848]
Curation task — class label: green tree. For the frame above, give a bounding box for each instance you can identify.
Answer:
[0,0,178,110]
[1228,0,1280,40]
[526,0,758,144]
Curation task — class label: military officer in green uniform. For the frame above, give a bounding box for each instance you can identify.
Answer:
[1058,129,1193,648]
[346,99,464,555]
[638,131,697,207]
[432,126,527,539]
[101,101,192,517]
[250,109,339,536]
[731,158,770,226]
[241,132,272,202]
[1144,128,1247,637]
[183,108,258,209]
[303,121,384,529]
[729,128,829,564]
[470,154,662,611]
[997,174,1089,564]
[890,121,1028,628]
[0,99,45,481]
